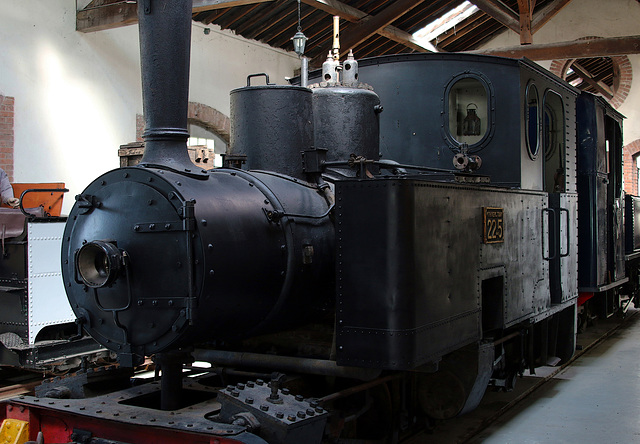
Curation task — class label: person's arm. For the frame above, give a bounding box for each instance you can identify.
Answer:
[0,170,18,207]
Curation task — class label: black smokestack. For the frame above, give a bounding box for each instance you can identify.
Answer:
[137,0,194,170]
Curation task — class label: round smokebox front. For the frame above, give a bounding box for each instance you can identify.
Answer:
[62,167,203,358]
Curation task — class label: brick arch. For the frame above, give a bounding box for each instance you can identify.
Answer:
[624,139,640,195]
[136,102,231,143]
[188,102,230,143]
[549,39,632,109]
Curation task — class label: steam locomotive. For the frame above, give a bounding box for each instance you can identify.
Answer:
[1,1,637,443]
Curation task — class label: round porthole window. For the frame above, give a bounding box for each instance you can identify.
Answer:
[447,77,488,147]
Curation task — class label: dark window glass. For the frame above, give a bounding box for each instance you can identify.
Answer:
[526,83,540,159]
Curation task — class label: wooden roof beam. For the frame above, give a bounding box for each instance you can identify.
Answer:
[436,15,492,47]
[309,0,431,66]
[192,0,273,13]
[338,0,427,57]
[531,0,573,33]
[570,62,614,99]
[76,0,138,33]
[77,0,272,32]
[78,0,431,58]
[301,0,366,22]
[517,0,534,44]
[467,35,640,60]
[468,0,520,34]
[302,0,432,55]
[467,0,574,44]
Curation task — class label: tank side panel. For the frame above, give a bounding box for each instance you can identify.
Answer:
[335,179,549,370]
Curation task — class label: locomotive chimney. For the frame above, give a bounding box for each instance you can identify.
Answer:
[137,0,195,171]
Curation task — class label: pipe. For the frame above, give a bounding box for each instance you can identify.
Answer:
[137,0,196,172]
[332,15,340,61]
[301,56,309,88]
[319,373,402,404]
[192,349,381,381]
[156,352,187,411]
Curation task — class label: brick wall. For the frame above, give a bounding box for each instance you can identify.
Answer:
[549,49,632,110]
[0,95,14,182]
[136,113,145,142]
[624,139,640,196]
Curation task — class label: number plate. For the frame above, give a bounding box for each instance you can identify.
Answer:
[483,207,504,244]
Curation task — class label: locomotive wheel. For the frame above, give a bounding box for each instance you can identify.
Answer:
[417,369,467,420]
[327,383,394,443]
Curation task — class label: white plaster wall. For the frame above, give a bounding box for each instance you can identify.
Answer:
[0,0,299,214]
[479,0,640,145]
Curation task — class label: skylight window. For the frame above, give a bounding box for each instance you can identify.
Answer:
[413,1,479,51]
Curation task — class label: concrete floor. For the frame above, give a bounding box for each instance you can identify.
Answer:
[470,310,640,444]
[404,309,640,443]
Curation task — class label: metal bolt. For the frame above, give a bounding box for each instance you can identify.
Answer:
[231,390,240,397]
[287,415,296,422]
[165,223,171,230]
[246,397,254,404]
[260,404,269,412]
[276,412,284,419]
[134,225,141,231]
[281,388,290,395]
[297,411,306,419]
[306,408,315,416]
[201,219,207,226]
[149,224,155,230]
[295,394,303,401]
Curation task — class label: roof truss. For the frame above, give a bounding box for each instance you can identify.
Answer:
[76,0,639,65]
[470,35,640,60]
[78,0,432,57]
[468,0,574,44]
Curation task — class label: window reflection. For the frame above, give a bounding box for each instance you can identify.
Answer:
[448,78,488,146]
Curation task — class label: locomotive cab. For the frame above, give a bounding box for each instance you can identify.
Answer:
[577,93,626,317]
